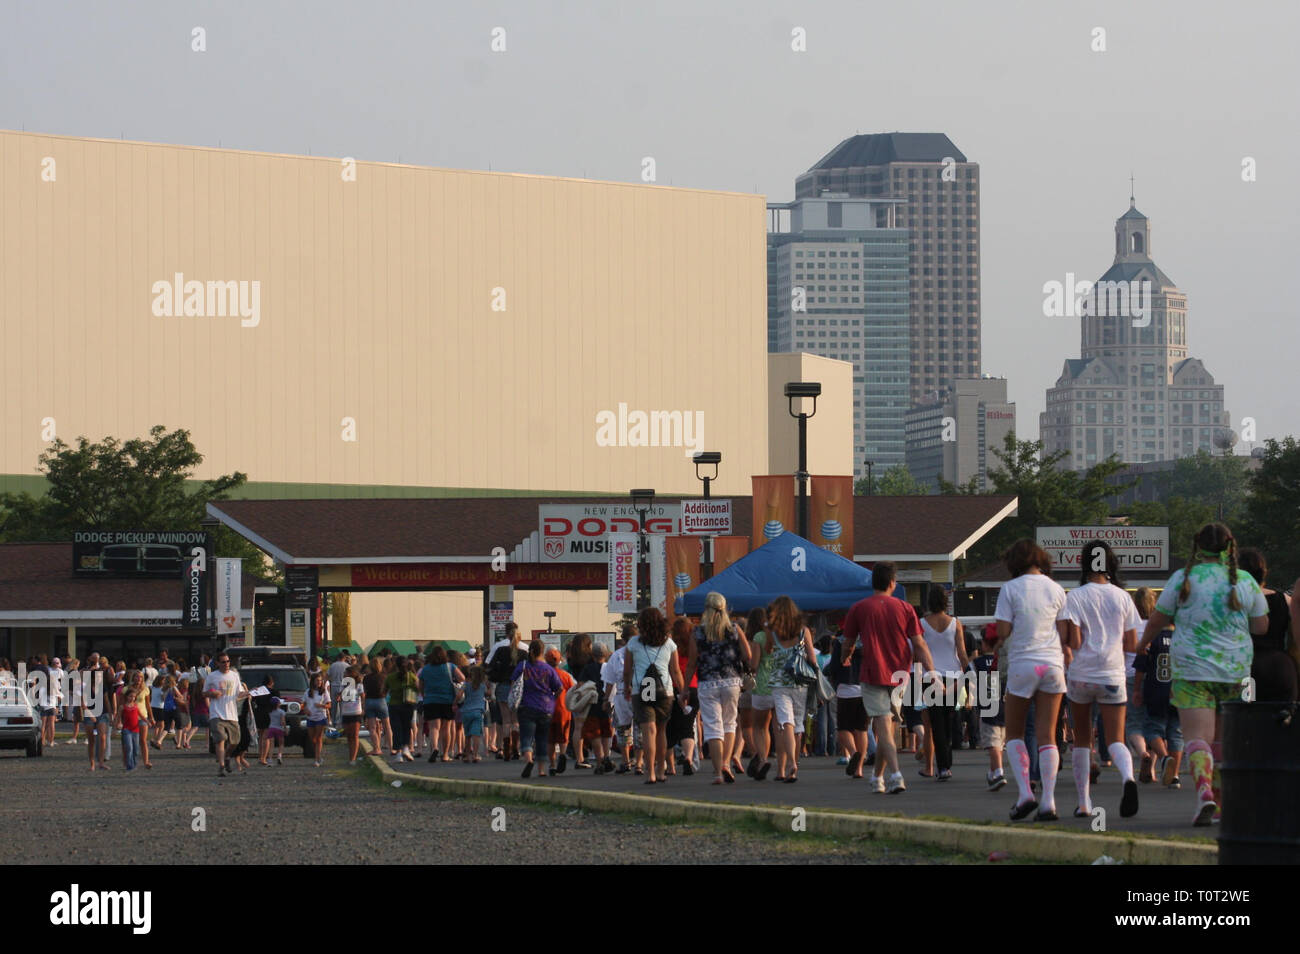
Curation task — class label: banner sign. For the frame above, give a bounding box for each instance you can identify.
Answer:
[680,499,732,535]
[216,558,242,635]
[751,476,794,550]
[350,563,609,588]
[540,503,678,563]
[180,543,209,629]
[649,533,667,620]
[810,475,855,558]
[74,530,209,577]
[1036,526,1169,572]
[607,533,639,614]
[665,536,702,617]
[712,536,749,575]
[285,566,319,608]
[488,584,514,643]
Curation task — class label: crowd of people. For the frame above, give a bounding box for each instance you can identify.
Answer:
[3,520,1293,829]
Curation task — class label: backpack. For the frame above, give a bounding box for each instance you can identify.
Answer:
[487,644,517,683]
[639,641,667,699]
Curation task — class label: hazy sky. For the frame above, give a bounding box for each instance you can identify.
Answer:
[3,0,1296,447]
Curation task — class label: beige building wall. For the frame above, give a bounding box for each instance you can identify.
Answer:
[347,588,614,650]
[0,130,768,497]
[766,353,854,477]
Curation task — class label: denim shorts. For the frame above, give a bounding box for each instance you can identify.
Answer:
[462,712,484,737]
[364,698,389,719]
[1142,708,1183,751]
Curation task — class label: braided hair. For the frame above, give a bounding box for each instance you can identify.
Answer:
[1178,523,1241,612]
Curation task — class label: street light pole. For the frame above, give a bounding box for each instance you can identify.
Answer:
[864,459,875,496]
[630,489,655,611]
[693,451,721,579]
[785,383,821,539]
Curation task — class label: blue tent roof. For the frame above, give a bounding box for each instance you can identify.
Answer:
[674,532,895,614]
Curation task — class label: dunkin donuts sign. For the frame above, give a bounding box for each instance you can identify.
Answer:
[540,504,679,563]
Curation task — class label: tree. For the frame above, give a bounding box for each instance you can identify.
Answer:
[1124,498,1216,566]
[962,433,1132,571]
[937,475,982,495]
[0,426,276,581]
[1241,437,1300,585]
[873,464,927,496]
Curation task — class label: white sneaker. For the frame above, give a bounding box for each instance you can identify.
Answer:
[870,775,886,794]
[1193,798,1216,827]
[887,771,907,794]
[314,760,322,768]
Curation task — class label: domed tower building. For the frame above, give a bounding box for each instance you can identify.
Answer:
[1040,196,1229,470]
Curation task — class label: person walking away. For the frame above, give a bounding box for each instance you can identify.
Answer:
[364,663,394,759]
[173,675,193,748]
[1059,540,1142,820]
[513,639,564,779]
[384,660,416,764]
[920,587,968,781]
[829,632,869,778]
[544,648,575,774]
[566,634,595,767]
[968,628,1007,789]
[1137,523,1268,826]
[762,596,818,783]
[682,592,753,784]
[667,617,700,775]
[1128,589,1158,781]
[582,644,616,773]
[1238,548,1297,703]
[841,562,936,795]
[486,622,524,761]
[605,626,638,774]
[1132,612,1181,789]
[418,647,464,763]
[624,608,685,783]
[460,665,488,762]
[993,540,1069,821]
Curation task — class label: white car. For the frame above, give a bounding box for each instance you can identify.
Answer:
[0,681,44,757]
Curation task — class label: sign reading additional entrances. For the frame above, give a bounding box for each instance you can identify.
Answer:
[680,499,732,535]
[285,566,319,608]
[1036,526,1169,571]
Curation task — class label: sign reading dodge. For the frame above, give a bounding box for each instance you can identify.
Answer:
[1036,526,1169,571]
[539,504,678,563]
[680,499,732,535]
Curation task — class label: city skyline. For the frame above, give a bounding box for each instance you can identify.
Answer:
[1,0,1293,452]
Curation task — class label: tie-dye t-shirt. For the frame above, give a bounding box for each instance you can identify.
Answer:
[1155,562,1268,684]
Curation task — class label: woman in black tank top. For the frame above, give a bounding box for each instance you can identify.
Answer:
[1239,549,1297,702]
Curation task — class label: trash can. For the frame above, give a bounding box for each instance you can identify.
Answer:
[1219,701,1300,864]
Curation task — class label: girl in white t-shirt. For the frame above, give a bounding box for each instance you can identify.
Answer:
[994,539,1069,822]
[1058,541,1141,821]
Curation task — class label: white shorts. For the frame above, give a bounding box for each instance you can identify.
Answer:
[697,679,741,743]
[612,694,634,729]
[1005,660,1066,698]
[750,693,775,711]
[771,685,807,730]
[1066,679,1126,706]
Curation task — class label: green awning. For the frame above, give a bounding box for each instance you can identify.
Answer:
[367,639,428,656]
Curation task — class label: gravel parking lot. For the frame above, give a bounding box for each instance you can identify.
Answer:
[2,736,980,864]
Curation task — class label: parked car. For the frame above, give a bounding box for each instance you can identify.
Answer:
[0,681,44,757]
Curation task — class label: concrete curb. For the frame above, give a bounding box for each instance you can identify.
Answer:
[360,747,1216,865]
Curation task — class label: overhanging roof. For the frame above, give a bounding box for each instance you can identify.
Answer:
[207,494,1019,565]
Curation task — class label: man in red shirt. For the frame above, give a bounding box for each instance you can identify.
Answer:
[841,562,935,794]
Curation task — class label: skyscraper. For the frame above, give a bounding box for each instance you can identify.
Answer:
[1041,198,1229,470]
[796,133,981,406]
[767,196,909,475]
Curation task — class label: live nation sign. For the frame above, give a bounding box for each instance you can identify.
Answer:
[1037,526,1169,571]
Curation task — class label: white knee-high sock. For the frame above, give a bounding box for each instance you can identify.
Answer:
[1039,745,1060,812]
[1006,738,1032,803]
[1109,741,1135,783]
[1072,747,1092,813]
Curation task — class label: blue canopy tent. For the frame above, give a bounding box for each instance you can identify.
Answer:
[673,532,904,614]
